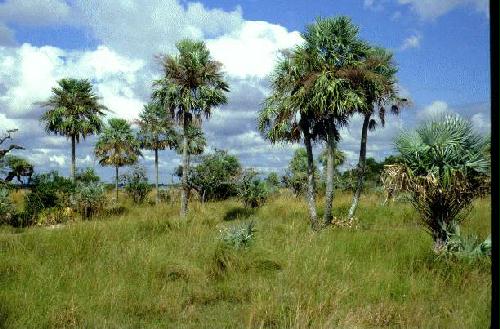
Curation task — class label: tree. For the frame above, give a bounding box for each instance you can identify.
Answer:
[153,39,229,217]
[94,118,141,200]
[3,155,33,185]
[344,48,407,219]
[174,124,206,157]
[0,129,23,159]
[392,114,489,252]
[39,79,107,181]
[258,17,366,229]
[283,148,320,196]
[136,102,177,204]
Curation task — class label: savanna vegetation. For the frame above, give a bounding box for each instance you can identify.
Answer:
[0,15,491,329]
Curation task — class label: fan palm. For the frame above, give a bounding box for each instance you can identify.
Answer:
[136,103,177,204]
[95,118,141,200]
[393,114,489,251]
[39,78,107,180]
[343,47,408,219]
[152,39,229,216]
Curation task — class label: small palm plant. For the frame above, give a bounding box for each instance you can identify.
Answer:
[393,114,490,252]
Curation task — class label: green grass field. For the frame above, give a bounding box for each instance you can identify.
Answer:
[0,191,491,328]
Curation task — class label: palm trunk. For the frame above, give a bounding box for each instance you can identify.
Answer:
[71,135,76,181]
[115,166,119,201]
[155,148,159,205]
[180,120,189,217]
[348,113,371,219]
[323,128,336,226]
[303,130,319,230]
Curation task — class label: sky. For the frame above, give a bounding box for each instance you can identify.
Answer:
[0,0,491,183]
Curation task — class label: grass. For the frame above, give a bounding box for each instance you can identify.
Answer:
[0,190,491,328]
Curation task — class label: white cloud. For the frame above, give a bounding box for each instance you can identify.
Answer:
[417,100,451,120]
[398,0,489,20]
[399,32,422,51]
[0,0,73,26]
[206,21,302,79]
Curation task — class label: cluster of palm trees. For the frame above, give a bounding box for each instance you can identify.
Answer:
[39,40,228,216]
[258,16,407,230]
[37,16,408,226]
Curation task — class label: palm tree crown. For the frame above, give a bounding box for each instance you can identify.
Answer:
[40,78,107,142]
[95,118,141,168]
[136,103,177,151]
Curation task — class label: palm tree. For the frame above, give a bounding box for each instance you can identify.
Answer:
[136,102,177,204]
[39,78,107,181]
[174,124,207,157]
[152,39,229,217]
[300,17,369,224]
[344,47,407,219]
[95,118,141,200]
[393,114,489,252]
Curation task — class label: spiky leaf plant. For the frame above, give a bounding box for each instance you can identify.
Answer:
[393,114,489,252]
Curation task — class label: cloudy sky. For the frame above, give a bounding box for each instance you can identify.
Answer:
[0,0,491,182]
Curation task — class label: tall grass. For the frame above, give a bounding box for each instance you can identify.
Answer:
[0,191,491,328]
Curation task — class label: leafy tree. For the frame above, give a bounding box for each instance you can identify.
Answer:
[265,172,281,189]
[95,118,141,200]
[187,150,241,202]
[39,79,107,180]
[283,148,320,196]
[75,167,100,184]
[3,155,33,185]
[345,48,408,219]
[137,102,177,204]
[393,114,489,252]
[153,39,229,217]
[121,165,152,204]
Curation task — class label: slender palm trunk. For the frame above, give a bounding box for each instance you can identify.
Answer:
[180,120,189,217]
[154,148,159,205]
[323,128,336,226]
[115,166,119,201]
[348,113,371,219]
[303,130,318,230]
[71,135,76,181]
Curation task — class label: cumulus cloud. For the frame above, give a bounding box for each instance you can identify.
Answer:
[417,100,451,120]
[399,32,422,51]
[398,0,489,20]
[0,0,73,26]
[207,21,302,79]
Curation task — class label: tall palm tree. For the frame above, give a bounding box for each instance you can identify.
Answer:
[174,124,207,157]
[300,17,369,224]
[39,78,107,181]
[152,39,229,217]
[343,47,407,219]
[95,118,141,200]
[136,102,177,204]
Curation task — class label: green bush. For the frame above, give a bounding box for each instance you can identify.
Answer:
[238,170,269,208]
[75,167,100,184]
[23,171,75,226]
[219,221,256,249]
[73,182,107,219]
[122,165,152,204]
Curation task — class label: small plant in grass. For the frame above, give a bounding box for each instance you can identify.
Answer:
[73,182,107,219]
[121,165,152,204]
[439,222,491,260]
[219,221,256,249]
[237,169,269,208]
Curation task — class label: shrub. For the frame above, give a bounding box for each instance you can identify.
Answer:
[0,187,15,225]
[73,182,107,219]
[75,167,100,184]
[219,221,256,249]
[393,115,490,252]
[122,165,152,204]
[439,222,491,259]
[23,171,75,225]
[238,170,269,208]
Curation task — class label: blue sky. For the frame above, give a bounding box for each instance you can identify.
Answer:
[0,0,491,182]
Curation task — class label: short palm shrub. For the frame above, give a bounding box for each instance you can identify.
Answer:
[219,221,256,249]
[393,114,490,252]
[440,222,491,259]
[0,187,15,225]
[73,182,107,219]
[238,170,269,208]
[122,165,152,204]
